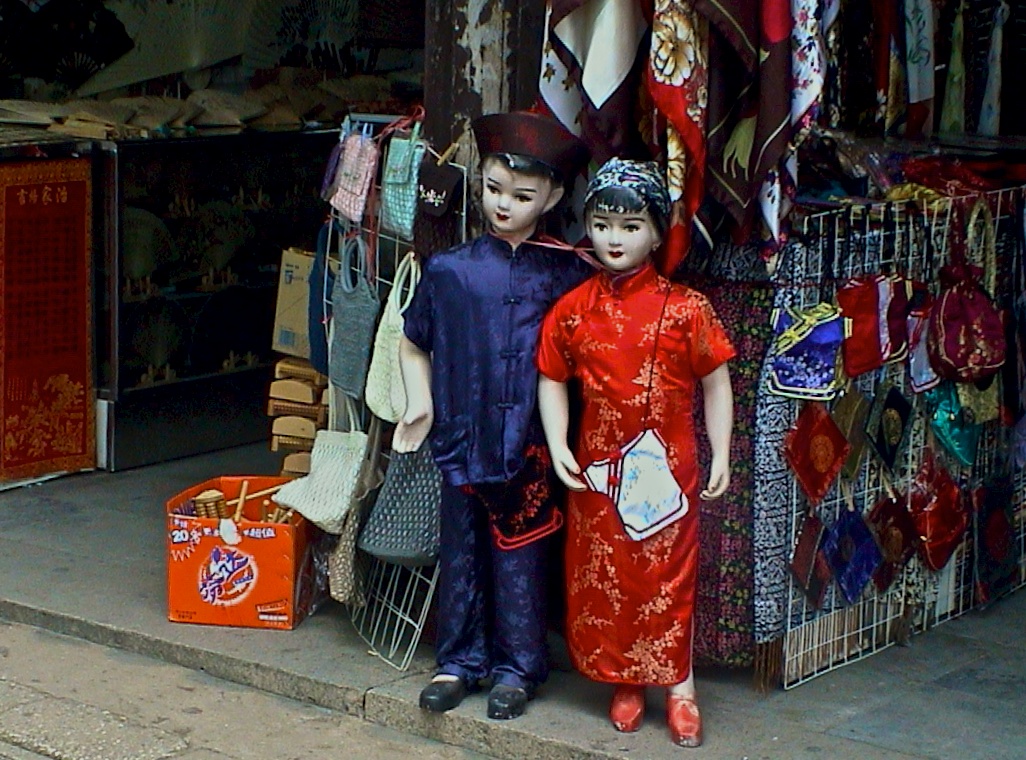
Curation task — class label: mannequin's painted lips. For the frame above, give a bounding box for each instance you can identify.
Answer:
[496,213,510,222]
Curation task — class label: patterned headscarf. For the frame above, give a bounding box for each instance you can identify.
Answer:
[583,158,672,223]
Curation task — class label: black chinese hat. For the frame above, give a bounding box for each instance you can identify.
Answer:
[472,111,590,181]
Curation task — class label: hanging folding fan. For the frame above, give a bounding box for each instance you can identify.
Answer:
[76,0,260,97]
[241,0,358,75]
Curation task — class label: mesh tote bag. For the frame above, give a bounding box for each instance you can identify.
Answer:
[329,125,379,225]
[271,395,368,535]
[327,414,384,607]
[328,235,381,397]
[358,444,442,567]
[364,250,420,422]
[380,120,427,241]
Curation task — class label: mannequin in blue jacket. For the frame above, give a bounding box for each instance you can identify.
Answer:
[395,111,592,720]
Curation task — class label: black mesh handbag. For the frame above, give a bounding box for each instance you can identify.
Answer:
[358,446,441,567]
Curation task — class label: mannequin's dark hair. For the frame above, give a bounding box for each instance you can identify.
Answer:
[480,152,563,184]
[584,185,668,237]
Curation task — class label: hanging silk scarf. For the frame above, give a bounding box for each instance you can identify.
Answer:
[940,0,967,134]
[697,0,792,238]
[904,0,936,137]
[978,2,1010,136]
[645,1,710,273]
[757,0,828,252]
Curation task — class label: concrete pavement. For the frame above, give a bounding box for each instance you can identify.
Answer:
[0,443,1023,759]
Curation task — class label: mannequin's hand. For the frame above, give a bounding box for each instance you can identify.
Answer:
[700,458,730,501]
[551,445,587,492]
[393,407,433,453]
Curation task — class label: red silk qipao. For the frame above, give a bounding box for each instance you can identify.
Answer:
[537,264,735,685]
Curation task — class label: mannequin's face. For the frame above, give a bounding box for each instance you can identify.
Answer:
[587,207,661,273]
[481,159,562,241]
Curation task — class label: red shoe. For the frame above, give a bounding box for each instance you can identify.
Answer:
[666,693,702,747]
[609,685,645,733]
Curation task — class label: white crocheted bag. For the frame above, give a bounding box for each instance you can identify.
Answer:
[365,250,419,423]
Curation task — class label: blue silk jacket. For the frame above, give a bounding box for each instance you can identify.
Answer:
[403,233,592,486]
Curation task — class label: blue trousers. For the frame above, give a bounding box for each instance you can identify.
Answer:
[434,482,550,691]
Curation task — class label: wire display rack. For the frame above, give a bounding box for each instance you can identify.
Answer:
[321,113,470,671]
[778,187,1025,688]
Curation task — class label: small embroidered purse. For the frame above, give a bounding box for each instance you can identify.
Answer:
[768,303,847,401]
[864,384,913,472]
[380,121,427,241]
[830,387,871,480]
[820,501,883,605]
[330,127,380,225]
[909,450,967,572]
[866,487,918,592]
[789,510,832,609]
[926,381,981,467]
[418,155,464,218]
[837,276,885,378]
[783,402,851,506]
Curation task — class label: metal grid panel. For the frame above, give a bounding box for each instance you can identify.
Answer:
[321,115,470,670]
[781,187,1025,688]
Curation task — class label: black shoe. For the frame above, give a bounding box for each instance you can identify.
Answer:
[419,679,468,713]
[487,684,530,720]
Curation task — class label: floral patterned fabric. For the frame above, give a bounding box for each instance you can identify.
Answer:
[692,279,775,667]
[537,263,735,684]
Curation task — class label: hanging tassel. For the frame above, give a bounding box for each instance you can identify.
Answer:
[753,638,783,692]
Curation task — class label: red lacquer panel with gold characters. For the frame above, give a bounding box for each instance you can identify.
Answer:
[0,158,94,481]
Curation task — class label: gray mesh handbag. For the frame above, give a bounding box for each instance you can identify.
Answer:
[358,445,441,567]
[329,235,381,397]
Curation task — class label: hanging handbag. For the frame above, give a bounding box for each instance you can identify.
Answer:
[418,153,464,218]
[926,196,1006,382]
[907,282,940,392]
[364,250,420,422]
[956,374,1001,425]
[380,120,427,240]
[789,510,832,609]
[866,485,918,592]
[925,381,981,467]
[328,414,385,607]
[329,235,381,398]
[881,274,911,364]
[973,474,1018,605]
[271,396,369,535]
[830,386,871,480]
[865,384,913,472]
[329,126,380,225]
[767,303,847,401]
[820,497,883,606]
[320,136,346,201]
[836,275,886,378]
[783,401,851,507]
[358,444,442,567]
[908,449,968,572]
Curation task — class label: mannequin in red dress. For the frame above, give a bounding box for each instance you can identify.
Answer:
[536,159,734,747]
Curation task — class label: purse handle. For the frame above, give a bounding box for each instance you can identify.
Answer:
[328,389,363,433]
[337,234,370,294]
[389,250,421,315]
[965,195,998,296]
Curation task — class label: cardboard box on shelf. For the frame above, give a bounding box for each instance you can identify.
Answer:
[166,476,327,630]
[272,247,314,359]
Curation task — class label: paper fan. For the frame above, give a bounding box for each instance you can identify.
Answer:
[76,0,260,97]
[242,0,358,75]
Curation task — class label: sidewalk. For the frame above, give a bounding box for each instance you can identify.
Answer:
[0,443,1023,759]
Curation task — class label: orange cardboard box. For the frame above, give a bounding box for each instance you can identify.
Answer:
[166,476,326,630]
